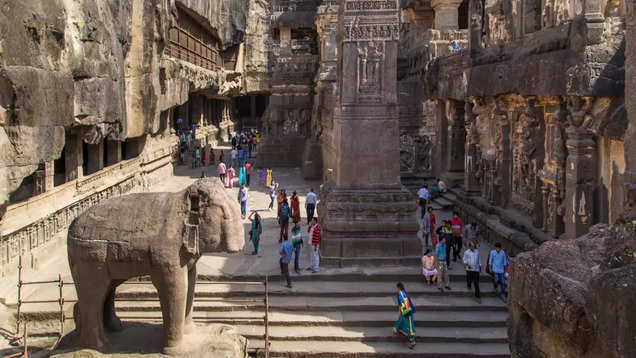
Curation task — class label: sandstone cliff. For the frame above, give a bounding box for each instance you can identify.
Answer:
[509,223,636,358]
[0,0,250,210]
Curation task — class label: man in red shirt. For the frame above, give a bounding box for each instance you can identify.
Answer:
[307,217,321,273]
[450,212,463,262]
[245,161,252,186]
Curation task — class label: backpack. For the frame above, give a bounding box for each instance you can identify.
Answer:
[279,205,290,221]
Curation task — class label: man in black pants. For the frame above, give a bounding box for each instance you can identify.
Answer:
[463,241,481,303]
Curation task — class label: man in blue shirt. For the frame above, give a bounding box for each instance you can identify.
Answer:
[488,242,509,301]
[435,236,451,292]
[279,234,294,288]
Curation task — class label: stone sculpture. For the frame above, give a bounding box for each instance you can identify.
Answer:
[67,179,244,354]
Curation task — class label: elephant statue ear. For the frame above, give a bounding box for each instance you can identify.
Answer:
[182,187,201,258]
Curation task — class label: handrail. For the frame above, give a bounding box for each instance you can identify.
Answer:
[13,256,269,357]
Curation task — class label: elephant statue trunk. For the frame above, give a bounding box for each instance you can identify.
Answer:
[67,179,244,353]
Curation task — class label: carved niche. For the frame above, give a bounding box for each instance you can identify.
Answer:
[400,132,432,174]
[357,41,385,103]
[512,106,543,217]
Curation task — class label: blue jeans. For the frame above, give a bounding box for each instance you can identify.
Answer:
[269,196,275,209]
[493,272,507,296]
[293,243,302,272]
[241,200,246,217]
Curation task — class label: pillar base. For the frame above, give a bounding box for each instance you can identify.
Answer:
[319,186,419,267]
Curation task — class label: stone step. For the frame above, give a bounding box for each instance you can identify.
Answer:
[433,197,454,210]
[248,340,510,357]
[199,272,494,283]
[114,280,502,299]
[113,295,506,313]
[117,310,508,328]
[443,192,458,202]
[236,325,508,344]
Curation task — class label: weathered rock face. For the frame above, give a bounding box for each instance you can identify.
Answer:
[0,0,250,207]
[509,223,636,358]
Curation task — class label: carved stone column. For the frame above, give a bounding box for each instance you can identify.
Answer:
[464,102,481,193]
[623,1,636,221]
[564,97,596,238]
[540,100,567,237]
[468,0,484,53]
[321,0,418,266]
[431,0,464,31]
[493,101,511,208]
[441,100,466,186]
[65,132,83,181]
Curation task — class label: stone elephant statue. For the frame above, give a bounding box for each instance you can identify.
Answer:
[67,179,244,354]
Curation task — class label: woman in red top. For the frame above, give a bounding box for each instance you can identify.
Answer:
[290,191,301,223]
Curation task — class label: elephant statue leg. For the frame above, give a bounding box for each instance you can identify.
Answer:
[104,280,125,332]
[152,265,187,355]
[184,265,197,334]
[72,264,112,351]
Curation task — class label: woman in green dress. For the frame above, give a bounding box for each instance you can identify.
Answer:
[393,282,416,349]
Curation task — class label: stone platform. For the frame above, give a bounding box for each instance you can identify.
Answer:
[51,323,246,358]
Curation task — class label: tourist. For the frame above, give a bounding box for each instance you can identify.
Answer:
[421,205,432,251]
[277,189,286,213]
[179,144,185,165]
[305,188,317,225]
[290,191,301,224]
[463,241,481,303]
[278,199,290,243]
[436,220,453,268]
[431,183,440,199]
[307,217,321,273]
[291,222,303,274]
[464,222,481,247]
[268,180,276,210]
[417,184,430,208]
[219,150,224,165]
[428,207,436,246]
[195,146,201,168]
[266,168,273,186]
[238,165,246,186]
[435,236,451,292]
[240,133,249,153]
[488,242,509,301]
[438,178,447,193]
[450,212,463,262]
[231,147,238,169]
[248,211,262,255]
[231,134,237,148]
[176,117,184,134]
[217,161,227,183]
[226,166,235,188]
[245,161,252,186]
[279,234,293,289]
[393,282,416,349]
[258,169,264,186]
[238,146,244,167]
[251,134,257,157]
[191,147,197,168]
[237,184,248,219]
[421,249,438,285]
[187,131,192,150]
[201,146,206,167]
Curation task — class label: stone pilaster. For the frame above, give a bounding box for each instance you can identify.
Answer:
[86,140,104,175]
[468,0,484,53]
[441,99,465,186]
[106,140,122,166]
[623,0,636,222]
[320,0,418,266]
[65,132,83,181]
[464,102,481,193]
[564,97,596,238]
[431,0,463,31]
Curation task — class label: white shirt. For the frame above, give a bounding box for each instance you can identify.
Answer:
[306,191,317,205]
[231,150,237,159]
[463,249,480,272]
[417,187,430,200]
[239,187,248,202]
[438,181,447,192]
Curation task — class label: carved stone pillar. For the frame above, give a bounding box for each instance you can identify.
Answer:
[584,0,604,44]
[321,0,418,266]
[540,101,567,237]
[431,0,464,31]
[464,102,481,193]
[441,100,466,186]
[65,132,83,181]
[623,1,636,221]
[468,0,484,53]
[106,140,122,166]
[564,97,596,238]
[493,102,511,208]
[86,140,104,175]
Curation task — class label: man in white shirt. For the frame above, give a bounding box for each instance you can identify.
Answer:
[463,241,481,303]
[231,148,238,169]
[438,179,448,193]
[417,184,430,207]
[305,188,317,225]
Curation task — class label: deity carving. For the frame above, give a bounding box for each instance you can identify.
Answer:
[512,112,539,215]
[357,41,384,101]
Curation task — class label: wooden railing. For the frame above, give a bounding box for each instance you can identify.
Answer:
[167,25,222,72]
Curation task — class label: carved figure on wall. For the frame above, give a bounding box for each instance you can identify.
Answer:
[400,133,415,172]
[512,113,538,206]
[67,179,244,353]
[283,110,299,136]
[357,41,384,101]
[414,135,432,173]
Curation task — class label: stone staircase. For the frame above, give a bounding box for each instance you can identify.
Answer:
[112,272,510,357]
[13,267,509,357]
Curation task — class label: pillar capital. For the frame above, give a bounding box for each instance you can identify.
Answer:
[431,0,464,11]
[431,0,463,30]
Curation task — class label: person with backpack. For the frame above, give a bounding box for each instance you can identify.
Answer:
[291,222,303,274]
[278,199,290,243]
[279,234,293,289]
[436,220,454,268]
[248,211,262,255]
[393,282,416,349]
